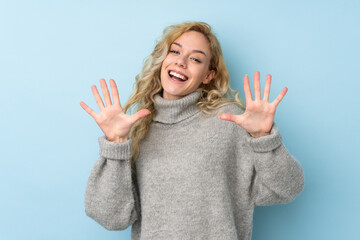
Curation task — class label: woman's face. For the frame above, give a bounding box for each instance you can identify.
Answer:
[160,31,215,100]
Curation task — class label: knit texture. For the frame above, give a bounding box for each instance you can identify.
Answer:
[85,91,304,240]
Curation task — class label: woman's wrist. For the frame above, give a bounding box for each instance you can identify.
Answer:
[249,132,270,138]
[106,136,129,143]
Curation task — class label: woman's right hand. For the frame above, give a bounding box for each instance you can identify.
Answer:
[80,79,151,143]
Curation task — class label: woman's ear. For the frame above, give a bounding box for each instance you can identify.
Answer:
[203,70,216,84]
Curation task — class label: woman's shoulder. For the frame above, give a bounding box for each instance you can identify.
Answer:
[197,103,248,142]
[215,102,245,116]
[199,103,244,128]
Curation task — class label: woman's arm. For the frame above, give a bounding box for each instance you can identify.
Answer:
[84,137,140,230]
[243,123,304,206]
[220,72,304,204]
[80,79,148,229]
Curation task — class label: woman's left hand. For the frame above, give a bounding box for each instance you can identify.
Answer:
[219,71,288,138]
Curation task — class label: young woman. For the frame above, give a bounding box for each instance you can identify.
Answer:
[80,22,304,240]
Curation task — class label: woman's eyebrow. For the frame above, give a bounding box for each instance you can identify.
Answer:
[172,42,207,56]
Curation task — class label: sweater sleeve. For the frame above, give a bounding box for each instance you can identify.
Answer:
[242,123,305,206]
[84,136,140,230]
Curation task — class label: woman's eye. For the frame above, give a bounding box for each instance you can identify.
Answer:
[170,50,179,54]
[191,57,201,63]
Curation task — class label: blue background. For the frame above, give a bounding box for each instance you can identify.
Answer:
[1,0,359,239]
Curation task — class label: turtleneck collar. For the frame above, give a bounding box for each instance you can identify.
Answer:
[153,91,201,124]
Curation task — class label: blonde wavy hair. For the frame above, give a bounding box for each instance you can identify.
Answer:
[123,21,245,176]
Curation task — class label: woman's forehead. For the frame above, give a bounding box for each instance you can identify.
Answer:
[172,31,210,54]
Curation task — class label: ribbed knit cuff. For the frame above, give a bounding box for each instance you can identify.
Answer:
[98,136,132,160]
[245,123,283,153]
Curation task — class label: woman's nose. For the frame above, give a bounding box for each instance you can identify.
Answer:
[176,55,187,68]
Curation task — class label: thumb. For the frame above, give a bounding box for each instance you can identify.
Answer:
[219,113,241,125]
[130,109,151,123]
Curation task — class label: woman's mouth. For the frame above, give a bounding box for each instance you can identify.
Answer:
[168,70,188,82]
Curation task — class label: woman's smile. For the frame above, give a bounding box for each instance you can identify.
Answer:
[168,70,189,82]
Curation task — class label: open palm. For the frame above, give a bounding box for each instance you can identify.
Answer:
[80,79,150,143]
[220,72,288,138]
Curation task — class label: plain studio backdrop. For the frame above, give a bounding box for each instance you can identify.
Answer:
[1,0,359,239]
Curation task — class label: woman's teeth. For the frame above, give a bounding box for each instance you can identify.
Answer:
[169,71,188,81]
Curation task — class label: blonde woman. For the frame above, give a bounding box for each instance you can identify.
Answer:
[80,22,304,240]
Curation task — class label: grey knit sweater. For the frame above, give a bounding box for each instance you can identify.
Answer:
[85,91,304,240]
